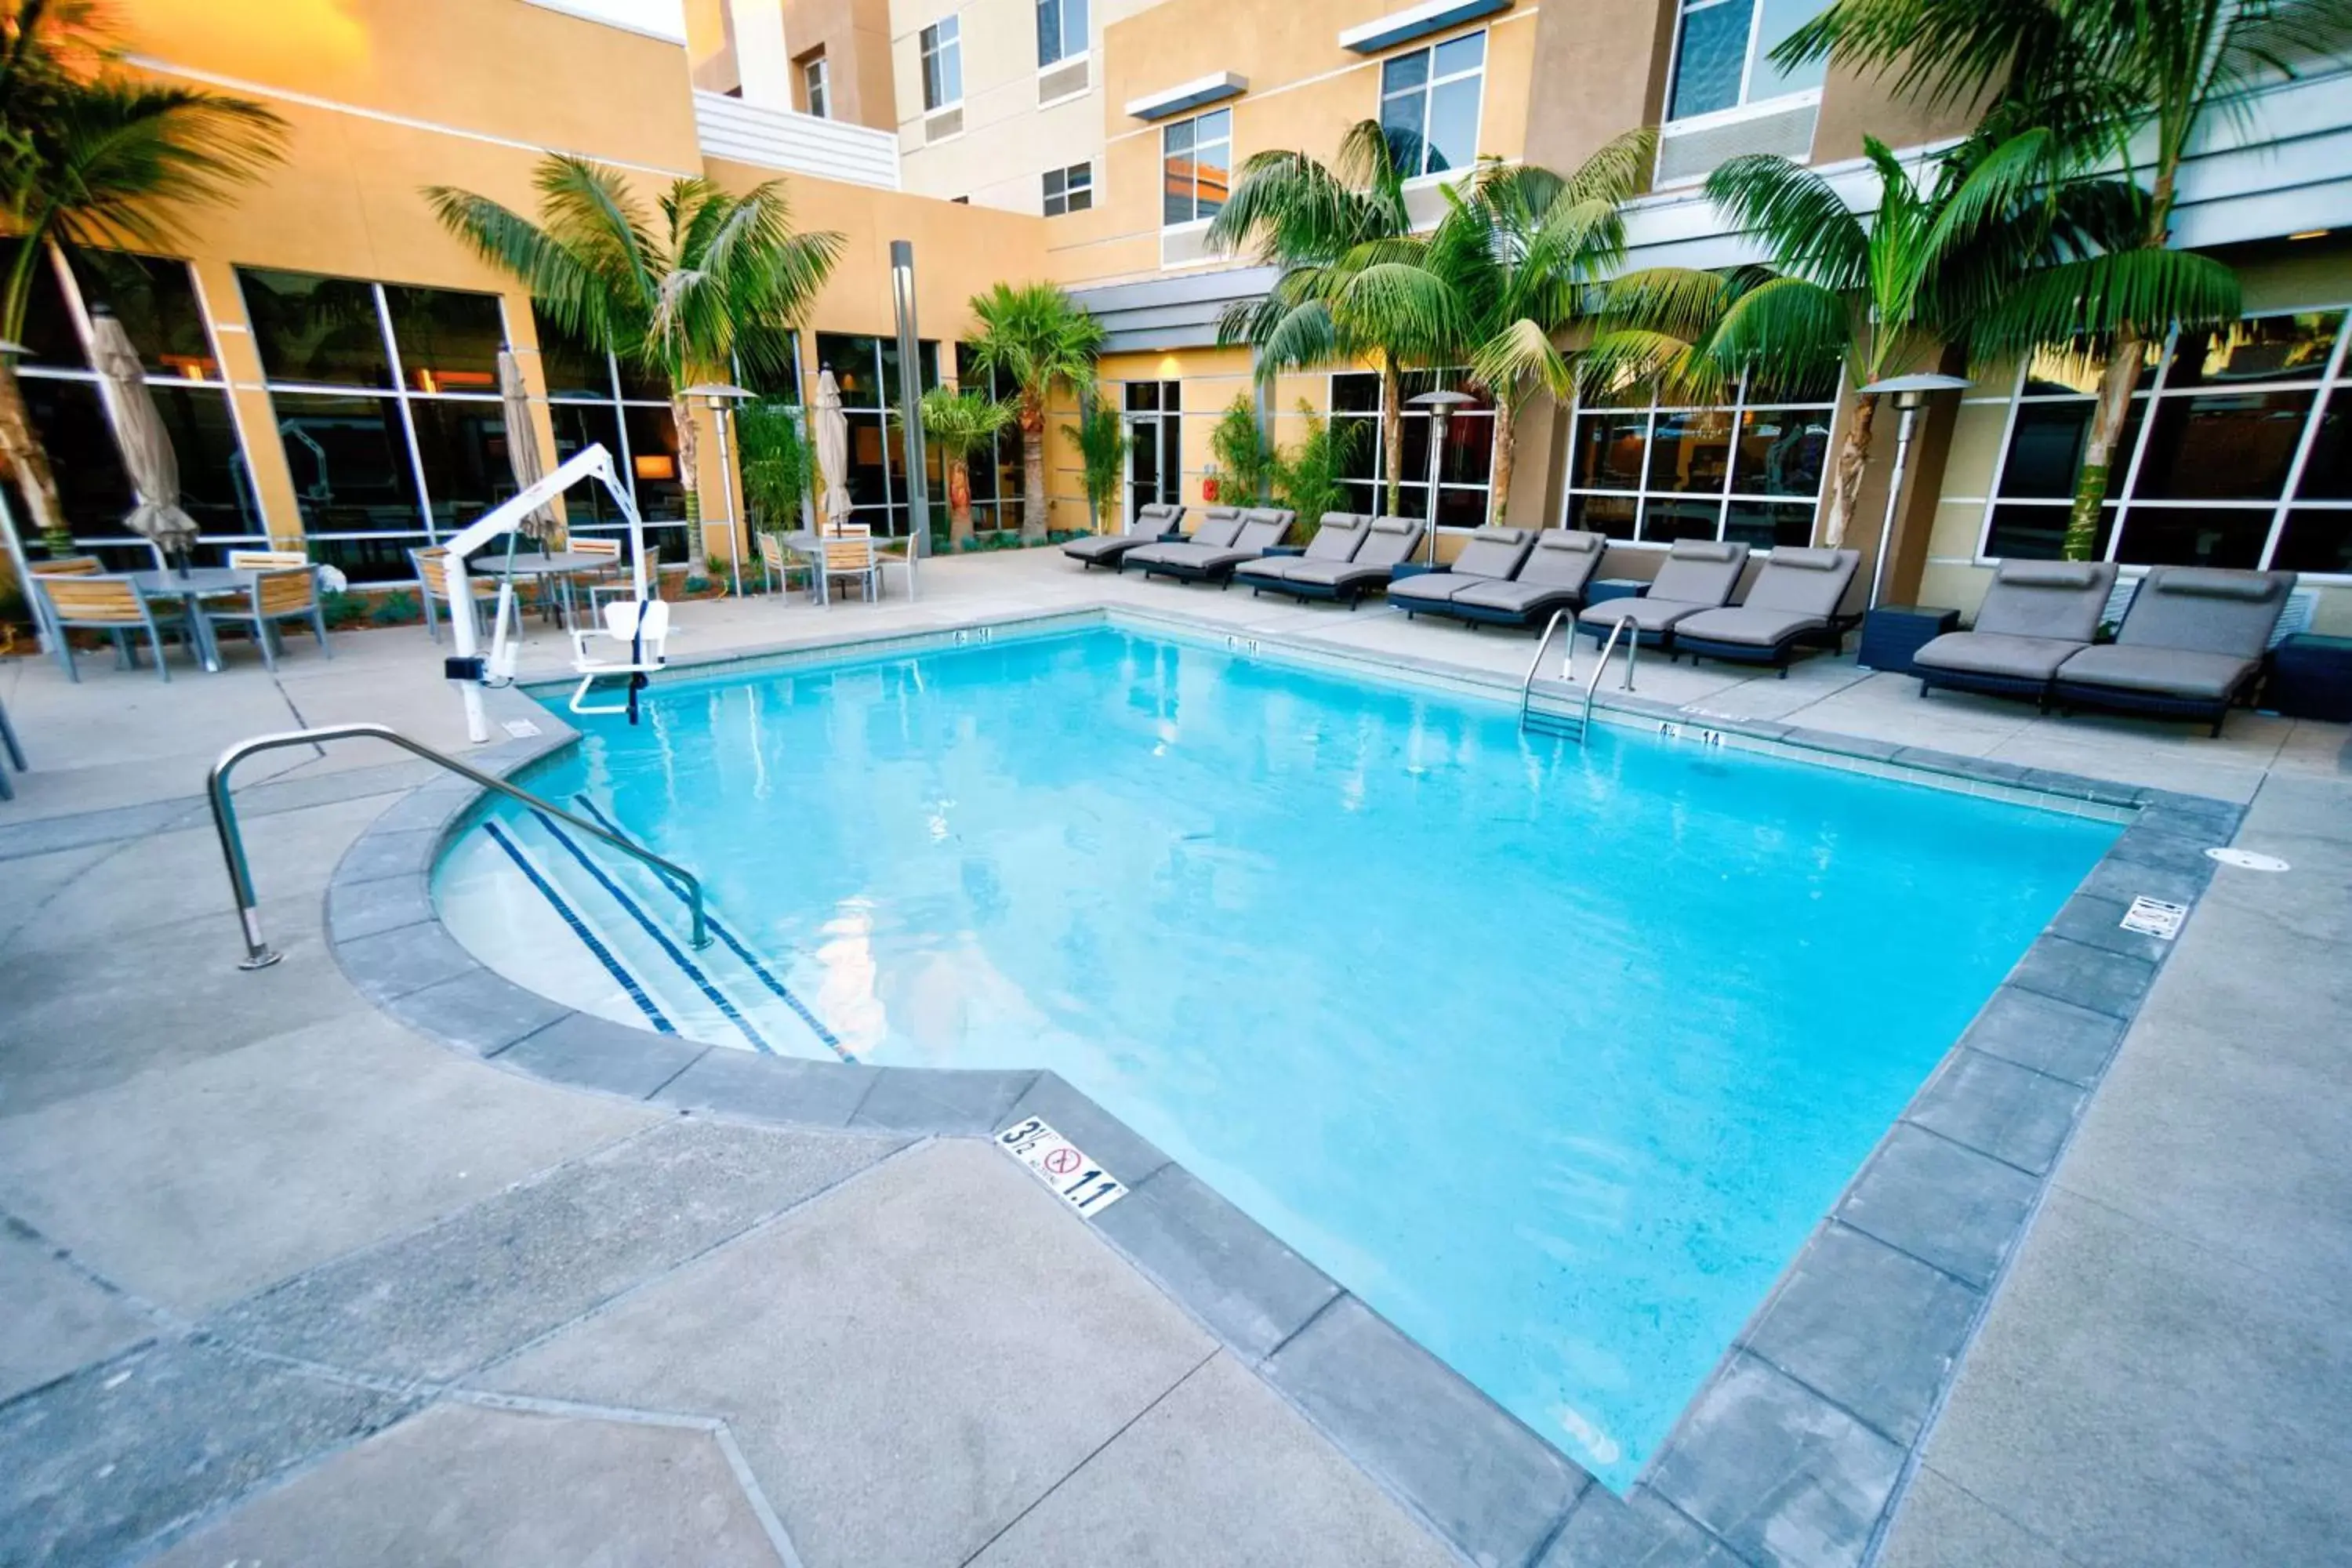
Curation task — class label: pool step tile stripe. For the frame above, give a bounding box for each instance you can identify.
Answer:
[523,809,779,1055]
[480,819,676,1036]
[477,807,845,1062]
[568,796,851,1062]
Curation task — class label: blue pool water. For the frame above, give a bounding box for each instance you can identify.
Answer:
[445,624,2114,1486]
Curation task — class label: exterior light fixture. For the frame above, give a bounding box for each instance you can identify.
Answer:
[683,380,756,596]
[1407,386,1475,564]
[891,240,931,562]
[1857,372,1970,610]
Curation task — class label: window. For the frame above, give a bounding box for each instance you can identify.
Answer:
[1562,373,1834,548]
[920,19,961,111]
[817,332,943,538]
[535,309,696,564]
[237,268,526,580]
[1042,162,1094,216]
[1380,31,1484,178]
[6,244,263,568]
[1330,370,1497,528]
[1665,0,1828,122]
[1036,0,1087,67]
[803,55,830,118]
[1124,379,1183,521]
[1978,310,2352,575]
[1162,108,1230,227]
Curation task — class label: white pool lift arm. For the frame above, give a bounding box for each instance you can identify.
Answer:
[437,443,653,742]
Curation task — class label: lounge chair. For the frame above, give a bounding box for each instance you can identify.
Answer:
[1432,529,1606,630]
[1122,508,1243,575]
[2052,565,2296,735]
[1241,516,1426,608]
[1913,559,2118,706]
[1063,502,1185,571]
[1388,527,1536,618]
[1235,513,1373,594]
[1574,539,1751,650]
[1671,546,1861,674]
[1134,506,1297,586]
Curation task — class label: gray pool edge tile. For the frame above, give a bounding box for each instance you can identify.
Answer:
[309,612,2241,1568]
[1091,1163,1341,1363]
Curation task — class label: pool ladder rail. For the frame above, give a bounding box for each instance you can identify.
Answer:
[1519,608,1636,741]
[207,721,713,971]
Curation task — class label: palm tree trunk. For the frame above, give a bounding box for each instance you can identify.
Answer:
[2063,171,2171,563]
[2063,330,2140,561]
[1020,392,1048,543]
[0,358,72,553]
[1820,391,1877,549]
[947,452,975,549]
[1487,398,1517,528]
[1380,358,1404,517]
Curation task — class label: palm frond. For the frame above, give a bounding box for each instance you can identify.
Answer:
[1704,275,1853,387]
[1471,316,1573,406]
[1703,154,1869,290]
[1968,245,2241,361]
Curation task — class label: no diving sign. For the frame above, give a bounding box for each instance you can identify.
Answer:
[996,1116,1127,1217]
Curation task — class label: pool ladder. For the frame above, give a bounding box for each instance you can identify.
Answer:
[206,722,712,971]
[1519,609,1637,742]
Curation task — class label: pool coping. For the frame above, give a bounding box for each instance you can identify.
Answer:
[322,606,2243,1568]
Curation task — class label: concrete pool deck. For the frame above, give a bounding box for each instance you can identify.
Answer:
[2,548,2347,1566]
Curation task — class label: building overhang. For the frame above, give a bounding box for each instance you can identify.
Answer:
[1070,266,1282,354]
[1337,0,1512,55]
[1124,72,1249,122]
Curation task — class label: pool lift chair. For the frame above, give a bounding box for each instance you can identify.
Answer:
[434,441,669,740]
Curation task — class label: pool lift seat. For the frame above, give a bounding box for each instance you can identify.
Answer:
[569,594,671,717]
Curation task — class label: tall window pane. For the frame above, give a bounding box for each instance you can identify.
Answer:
[535,312,614,398]
[385,284,503,394]
[1,238,86,368]
[273,393,422,535]
[549,403,629,526]
[921,20,961,110]
[2112,508,2270,570]
[1381,34,1484,178]
[1668,0,1751,120]
[1731,408,1828,497]
[409,400,511,528]
[2166,312,2338,390]
[239,269,392,387]
[1646,408,1733,492]
[622,406,685,521]
[2129,391,2313,501]
[68,251,219,379]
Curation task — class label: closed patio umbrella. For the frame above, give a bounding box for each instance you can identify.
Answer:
[498,350,555,542]
[91,310,200,572]
[814,368,852,535]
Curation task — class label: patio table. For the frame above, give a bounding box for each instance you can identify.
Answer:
[129,566,256,673]
[474,550,613,627]
[775,530,916,607]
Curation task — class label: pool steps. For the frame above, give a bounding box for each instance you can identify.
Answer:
[459,804,843,1060]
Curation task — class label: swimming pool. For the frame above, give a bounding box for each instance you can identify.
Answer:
[435,622,2116,1487]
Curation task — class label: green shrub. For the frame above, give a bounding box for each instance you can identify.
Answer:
[736,401,814,532]
[1210,395,1276,506]
[369,590,421,626]
[319,589,371,630]
[1272,402,1364,541]
[684,575,712,595]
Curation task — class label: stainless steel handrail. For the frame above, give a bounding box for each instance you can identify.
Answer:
[1581,616,1637,735]
[208,721,710,971]
[1518,607,1575,729]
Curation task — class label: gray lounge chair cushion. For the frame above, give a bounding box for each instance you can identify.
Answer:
[1390,571,1475,607]
[1064,533,1154,561]
[1343,517,1425,572]
[1642,539,1752,608]
[1301,514,1370,561]
[1449,576,1587,615]
[1443,526,1534,581]
[1671,604,1828,648]
[1913,631,2085,681]
[1265,521,1426,591]
[2109,565,2294,657]
[1133,503,1184,535]
[1577,595,1715,633]
[1512,529,1606,590]
[1739,546,1860,615]
[2053,643,2256,701]
[1970,558,2118,642]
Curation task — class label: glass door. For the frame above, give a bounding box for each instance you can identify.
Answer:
[1124,380,1182,526]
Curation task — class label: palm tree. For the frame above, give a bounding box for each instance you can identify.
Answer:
[1773,0,2336,557]
[1586,132,2134,549]
[426,155,840,536]
[1208,120,1463,517]
[1431,129,1652,525]
[964,281,1103,543]
[920,383,1014,549]
[2,0,285,552]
